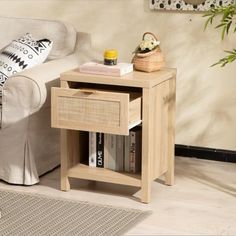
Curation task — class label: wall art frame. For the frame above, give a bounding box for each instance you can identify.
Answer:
[150,0,235,11]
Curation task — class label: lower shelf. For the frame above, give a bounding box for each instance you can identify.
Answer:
[68,164,141,187]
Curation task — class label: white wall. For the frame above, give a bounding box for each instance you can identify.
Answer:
[1,0,235,150]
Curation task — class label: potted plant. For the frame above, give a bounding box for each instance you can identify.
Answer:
[132,32,165,72]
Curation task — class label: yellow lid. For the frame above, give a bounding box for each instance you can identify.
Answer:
[104,49,118,59]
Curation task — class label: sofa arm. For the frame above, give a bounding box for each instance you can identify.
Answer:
[1,54,79,129]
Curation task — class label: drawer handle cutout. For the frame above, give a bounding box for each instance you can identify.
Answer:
[78,89,97,95]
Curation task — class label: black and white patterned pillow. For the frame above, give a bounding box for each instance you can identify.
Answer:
[0,33,53,101]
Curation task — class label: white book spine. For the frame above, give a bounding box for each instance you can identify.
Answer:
[104,134,109,168]
[89,132,96,167]
[130,131,136,173]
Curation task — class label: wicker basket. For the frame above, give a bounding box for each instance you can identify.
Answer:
[132,32,165,73]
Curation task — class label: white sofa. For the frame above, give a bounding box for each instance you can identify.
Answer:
[0,16,91,185]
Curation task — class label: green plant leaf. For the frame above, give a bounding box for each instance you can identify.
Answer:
[226,20,232,34]
[221,26,227,40]
[204,4,236,66]
[211,49,236,67]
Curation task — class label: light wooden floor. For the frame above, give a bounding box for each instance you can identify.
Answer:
[0,156,236,235]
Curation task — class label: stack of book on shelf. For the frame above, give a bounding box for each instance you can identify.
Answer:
[89,127,142,173]
[79,62,133,77]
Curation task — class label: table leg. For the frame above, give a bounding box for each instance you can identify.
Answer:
[60,130,70,191]
[141,88,154,203]
[165,76,176,186]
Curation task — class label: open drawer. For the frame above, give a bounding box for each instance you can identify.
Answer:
[51,87,142,135]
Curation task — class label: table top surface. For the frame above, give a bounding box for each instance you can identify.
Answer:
[61,68,176,88]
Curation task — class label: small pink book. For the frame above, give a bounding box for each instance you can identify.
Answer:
[79,62,133,77]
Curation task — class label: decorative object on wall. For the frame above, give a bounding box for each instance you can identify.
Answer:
[132,32,165,73]
[150,0,234,11]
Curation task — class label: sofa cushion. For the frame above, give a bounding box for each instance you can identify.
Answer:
[0,33,53,100]
[0,16,77,60]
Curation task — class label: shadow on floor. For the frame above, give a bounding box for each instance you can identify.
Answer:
[38,157,236,199]
[175,157,236,197]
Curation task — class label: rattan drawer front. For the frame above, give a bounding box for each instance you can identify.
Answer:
[51,88,141,135]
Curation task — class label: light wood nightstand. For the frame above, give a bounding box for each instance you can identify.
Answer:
[51,68,176,203]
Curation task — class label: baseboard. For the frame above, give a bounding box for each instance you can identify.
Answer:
[175,145,236,163]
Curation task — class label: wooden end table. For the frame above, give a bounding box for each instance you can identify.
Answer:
[51,68,176,203]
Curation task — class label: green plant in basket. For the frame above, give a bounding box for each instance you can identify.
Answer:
[132,32,165,72]
[133,32,161,54]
